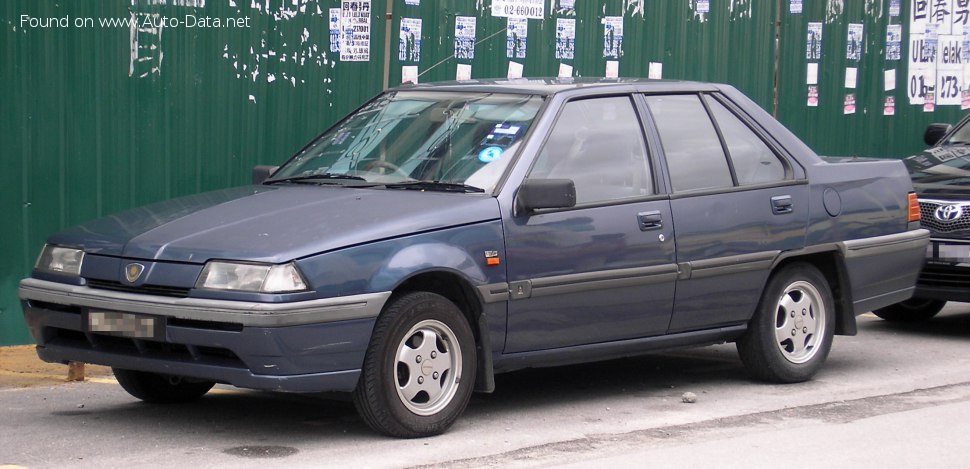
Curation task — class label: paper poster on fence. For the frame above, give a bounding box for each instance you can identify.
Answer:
[329,9,341,53]
[843,93,856,114]
[340,0,371,62]
[884,96,895,115]
[492,0,545,19]
[556,18,576,60]
[846,23,863,61]
[790,0,802,14]
[889,0,900,17]
[507,18,528,59]
[399,18,421,62]
[937,34,963,106]
[807,85,819,107]
[455,16,476,59]
[806,22,822,60]
[456,63,471,81]
[886,24,901,61]
[603,16,623,58]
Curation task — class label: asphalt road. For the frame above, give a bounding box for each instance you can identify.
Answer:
[3,304,970,468]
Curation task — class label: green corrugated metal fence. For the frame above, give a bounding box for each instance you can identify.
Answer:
[1,0,966,345]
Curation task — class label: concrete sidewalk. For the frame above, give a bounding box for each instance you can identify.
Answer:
[0,346,112,389]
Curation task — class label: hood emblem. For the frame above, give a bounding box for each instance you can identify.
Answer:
[934,204,964,222]
[125,263,145,283]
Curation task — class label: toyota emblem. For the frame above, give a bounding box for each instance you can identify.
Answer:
[934,204,964,222]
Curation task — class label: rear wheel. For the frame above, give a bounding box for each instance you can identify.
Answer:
[737,263,835,383]
[872,298,946,322]
[353,292,476,438]
[112,368,214,403]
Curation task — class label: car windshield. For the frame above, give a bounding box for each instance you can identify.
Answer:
[269,91,544,192]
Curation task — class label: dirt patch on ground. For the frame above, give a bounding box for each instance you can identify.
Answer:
[0,346,112,389]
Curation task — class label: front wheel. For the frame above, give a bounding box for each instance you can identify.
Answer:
[112,368,214,403]
[353,292,477,438]
[737,263,835,383]
[872,298,946,322]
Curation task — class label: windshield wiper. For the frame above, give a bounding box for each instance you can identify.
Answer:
[384,181,486,193]
[264,173,368,185]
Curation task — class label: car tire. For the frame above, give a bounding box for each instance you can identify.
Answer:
[112,368,215,403]
[353,291,477,438]
[737,263,835,383]
[872,298,946,322]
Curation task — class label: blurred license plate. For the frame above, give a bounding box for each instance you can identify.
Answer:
[88,311,159,338]
[929,242,970,263]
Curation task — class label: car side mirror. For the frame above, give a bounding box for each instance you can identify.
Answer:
[924,123,953,146]
[252,165,279,185]
[515,179,576,216]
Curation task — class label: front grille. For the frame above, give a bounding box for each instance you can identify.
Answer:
[85,279,191,298]
[45,326,246,369]
[918,264,970,290]
[919,200,970,233]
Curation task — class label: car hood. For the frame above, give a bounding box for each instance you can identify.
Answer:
[904,146,970,199]
[48,185,501,264]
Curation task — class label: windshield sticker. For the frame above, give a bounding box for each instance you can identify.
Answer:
[492,123,521,135]
[478,146,504,163]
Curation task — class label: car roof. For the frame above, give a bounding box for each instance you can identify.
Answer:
[390,77,723,96]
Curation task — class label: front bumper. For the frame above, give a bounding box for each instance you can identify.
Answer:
[913,238,970,302]
[19,278,391,392]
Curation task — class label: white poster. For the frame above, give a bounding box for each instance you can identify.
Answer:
[399,18,421,62]
[603,16,623,58]
[937,34,964,105]
[806,22,822,60]
[886,24,902,60]
[845,67,857,88]
[648,62,663,79]
[889,0,900,17]
[885,69,897,91]
[402,65,418,84]
[555,18,576,60]
[340,0,371,62]
[405,0,419,5]
[558,62,573,78]
[807,62,818,85]
[846,23,864,61]
[492,0,545,19]
[455,16,476,59]
[790,0,802,14]
[329,8,341,53]
[908,4,944,105]
[507,61,523,79]
[698,0,710,13]
[456,63,471,81]
[507,18,528,59]
[559,0,575,13]
[605,60,619,78]
[956,1,970,34]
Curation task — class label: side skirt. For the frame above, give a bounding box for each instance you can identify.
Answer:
[492,325,747,374]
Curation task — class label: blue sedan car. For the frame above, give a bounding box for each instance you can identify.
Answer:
[21,79,928,437]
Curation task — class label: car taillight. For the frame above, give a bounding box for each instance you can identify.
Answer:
[908,192,920,222]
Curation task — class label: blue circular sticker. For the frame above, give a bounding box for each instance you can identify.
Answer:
[478,146,504,163]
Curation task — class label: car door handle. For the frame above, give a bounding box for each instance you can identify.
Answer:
[771,195,793,215]
[637,211,663,231]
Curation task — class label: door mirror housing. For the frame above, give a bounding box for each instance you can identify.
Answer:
[252,165,280,185]
[924,123,953,146]
[515,179,577,215]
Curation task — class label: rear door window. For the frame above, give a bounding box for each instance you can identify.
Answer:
[705,97,787,185]
[643,95,733,192]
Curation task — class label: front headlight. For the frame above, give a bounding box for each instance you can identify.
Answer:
[35,245,85,276]
[196,261,308,293]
